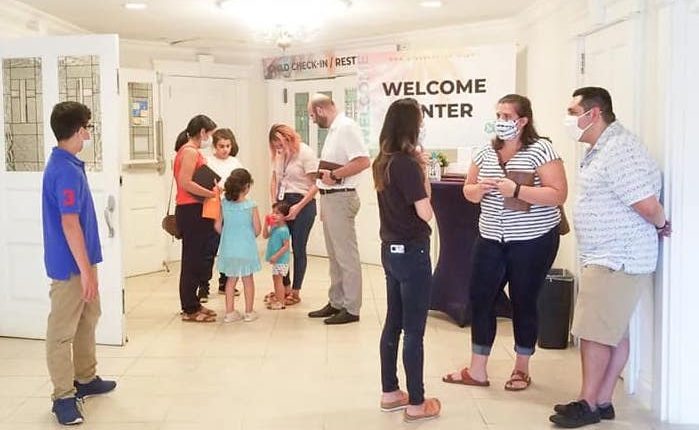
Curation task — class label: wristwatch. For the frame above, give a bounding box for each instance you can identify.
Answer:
[329,170,342,184]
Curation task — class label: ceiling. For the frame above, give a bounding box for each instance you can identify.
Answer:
[16,0,537,52]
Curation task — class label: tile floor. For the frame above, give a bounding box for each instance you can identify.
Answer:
[0,257,691,429]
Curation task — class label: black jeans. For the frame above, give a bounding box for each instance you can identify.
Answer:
[380,240,432,405]
[470,226,560,356]
[199,229,220,296]
[175,203,213,314]
[280,193,317,290]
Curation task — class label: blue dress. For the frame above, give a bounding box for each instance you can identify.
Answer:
[217,199,261,277]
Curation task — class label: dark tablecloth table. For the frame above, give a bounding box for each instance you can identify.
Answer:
[429,179,512,327]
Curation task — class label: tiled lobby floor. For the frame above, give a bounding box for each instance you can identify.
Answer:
[0,257,690,429]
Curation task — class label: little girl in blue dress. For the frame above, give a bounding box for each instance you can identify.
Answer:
[215,168,261,323]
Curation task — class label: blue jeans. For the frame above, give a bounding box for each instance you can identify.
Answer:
[379,240,432,405]
[470,226,560,356]
[280,193,317,290]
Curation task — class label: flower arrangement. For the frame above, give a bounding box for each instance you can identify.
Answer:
[434,151,449,168]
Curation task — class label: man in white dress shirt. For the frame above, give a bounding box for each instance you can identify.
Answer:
[306,93,370,325]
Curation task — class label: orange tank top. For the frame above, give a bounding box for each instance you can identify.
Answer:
[174,143,206,205]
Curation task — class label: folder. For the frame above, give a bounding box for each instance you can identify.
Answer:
[315,160,344,180]
[192,164,221,190]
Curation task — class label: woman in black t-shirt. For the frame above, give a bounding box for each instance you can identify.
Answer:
[373,98,440,422]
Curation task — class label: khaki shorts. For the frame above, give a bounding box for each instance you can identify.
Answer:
[571,265,653,346]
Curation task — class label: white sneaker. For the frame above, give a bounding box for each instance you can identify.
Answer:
[243,311,258,322]
[223,311,243,323]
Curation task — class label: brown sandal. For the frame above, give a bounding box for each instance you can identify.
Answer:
[182,311,216,323]
[403,398,441,422]
[199,306,217,317]
[442,367,490,387]
[284,294,301,306]
[504,370,531,391]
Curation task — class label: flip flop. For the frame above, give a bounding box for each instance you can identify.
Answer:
[403,398,441,423]
[441,368,490,387]
[504,369,531,391]
[199,306,217,317]
[182,311,216,323]
[284,295,301,306]
[380,390,409,412]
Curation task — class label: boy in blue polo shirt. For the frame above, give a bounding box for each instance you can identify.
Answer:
[43,101,116,425]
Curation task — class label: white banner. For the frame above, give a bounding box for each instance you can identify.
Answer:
[356,46,516,150]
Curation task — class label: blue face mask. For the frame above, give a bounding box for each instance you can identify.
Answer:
[494,119,519,141]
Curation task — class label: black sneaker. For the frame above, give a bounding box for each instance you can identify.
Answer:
[308,303,341,318]
[52,397,83,425]
[74,376,117,400]
[549,400,601,428]
[324,309,360,325]
[554,401,615,420]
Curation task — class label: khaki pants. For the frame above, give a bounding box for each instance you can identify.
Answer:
[46,269,101,400]
[320,191,363,315]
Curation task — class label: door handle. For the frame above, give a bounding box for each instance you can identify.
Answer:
[104,195,115,238]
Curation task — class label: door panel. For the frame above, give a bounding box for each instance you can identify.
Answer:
[161,76,240,263]
[0,35,124,345]
[582,19,649,396]
[119,68,165,276]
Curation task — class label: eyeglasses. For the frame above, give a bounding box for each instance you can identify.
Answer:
[83,123,95,131]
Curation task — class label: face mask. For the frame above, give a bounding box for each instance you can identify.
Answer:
[494,119,519,141]
[563,110,592,141]
[82,139,93,149]
[417,124,427,149]
[200,136,212,148]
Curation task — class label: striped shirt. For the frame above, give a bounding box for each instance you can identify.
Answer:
[574,121,661,274]
[474,139,561,242]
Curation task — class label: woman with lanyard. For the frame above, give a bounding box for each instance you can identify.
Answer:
[174,114,219,323]
[268,124,319,305]
[442,94,567,391]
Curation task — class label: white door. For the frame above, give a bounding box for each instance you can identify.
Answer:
[161,76,241,263]
[0,35,124,345]
[267,75,381,265]
[580,18,651,397]
[119,68,166,277]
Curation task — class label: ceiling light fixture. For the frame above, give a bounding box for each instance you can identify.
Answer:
[419,0,443,7]
[124,2,148,10]
[217,0,352,51]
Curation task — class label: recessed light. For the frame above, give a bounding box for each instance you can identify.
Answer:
[420,0,443,7]
[124,2,147,10]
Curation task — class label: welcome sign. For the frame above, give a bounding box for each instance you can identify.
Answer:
[356,46,516,149]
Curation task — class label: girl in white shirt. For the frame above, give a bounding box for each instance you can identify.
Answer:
[200,128,244,299]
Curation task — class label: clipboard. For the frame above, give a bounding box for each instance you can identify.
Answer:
[192,164,221,190]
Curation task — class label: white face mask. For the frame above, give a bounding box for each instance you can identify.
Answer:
[82,138,93,149]
[563,110,592,142]
[417,124,427,149]
[494,119,519,141]
[200,135,212,148]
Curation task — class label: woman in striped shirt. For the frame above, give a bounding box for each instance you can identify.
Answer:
[442,94,567,391]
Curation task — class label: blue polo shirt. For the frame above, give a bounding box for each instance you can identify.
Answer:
[42,147,102,280]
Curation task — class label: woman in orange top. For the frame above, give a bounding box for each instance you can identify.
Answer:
[173,114,219,322]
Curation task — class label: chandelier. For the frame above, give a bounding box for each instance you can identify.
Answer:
[217,0,352,51]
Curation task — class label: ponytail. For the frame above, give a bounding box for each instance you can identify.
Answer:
[174,130,189,151]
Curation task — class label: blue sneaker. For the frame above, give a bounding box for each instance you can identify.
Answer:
[52,397,83,425]
[74,376,116,399]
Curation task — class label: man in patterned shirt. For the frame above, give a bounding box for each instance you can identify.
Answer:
[549,87,671,428]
